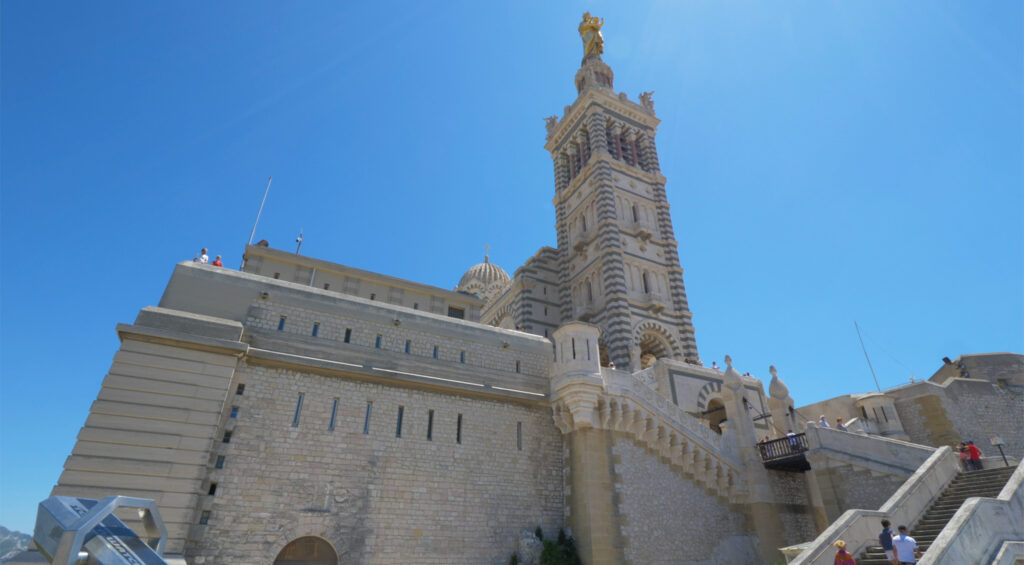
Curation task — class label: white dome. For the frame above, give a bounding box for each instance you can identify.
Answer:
[458,256,510,289]
[457,256,511,303]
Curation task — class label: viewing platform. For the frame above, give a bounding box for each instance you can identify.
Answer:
[758,433,810,472]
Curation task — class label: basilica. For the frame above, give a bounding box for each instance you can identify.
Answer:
[35,13,1023,565]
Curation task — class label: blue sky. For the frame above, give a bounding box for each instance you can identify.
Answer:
[1,2,1020,534]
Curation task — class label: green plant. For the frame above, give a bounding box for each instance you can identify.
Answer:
[540,530,581,565]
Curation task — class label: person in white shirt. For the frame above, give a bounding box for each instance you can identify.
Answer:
[818,415,830,428]
[892,525,921,564]
[193,248,209,264]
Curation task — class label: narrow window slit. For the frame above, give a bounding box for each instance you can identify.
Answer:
[329,398,339,431]
[291,393,304,427]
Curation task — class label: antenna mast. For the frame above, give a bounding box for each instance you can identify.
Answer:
[854,320,882,392]
[247,176,273,246]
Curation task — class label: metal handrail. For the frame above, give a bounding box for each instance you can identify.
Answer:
[758,433,808,462]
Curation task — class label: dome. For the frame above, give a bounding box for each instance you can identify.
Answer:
[457,255,511,304]
[458,256,510,289]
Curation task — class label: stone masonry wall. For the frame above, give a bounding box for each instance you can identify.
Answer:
[814,465,907,522]
[610,437,760,565]
[764,471,817,547]
[186,362,564,565]
[895,380,1024,459]
[247,300,549,378]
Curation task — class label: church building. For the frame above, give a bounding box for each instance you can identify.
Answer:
[41,13,1024,565]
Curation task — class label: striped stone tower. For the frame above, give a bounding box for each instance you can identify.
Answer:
[544,13,699,370]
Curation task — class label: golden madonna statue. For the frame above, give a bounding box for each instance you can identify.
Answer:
[579,12,604,57]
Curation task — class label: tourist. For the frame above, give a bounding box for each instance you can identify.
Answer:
[787,429,798,449]
[891,525,920,564]
[957,443,970,472]
[211,255,223,267]
[818,415,830,429]
[193,247,209,264]
[836,417,848,431]
[711,361,718,370]
[967,440,983,471]
[878,519,896,564]
[832,540,857,564]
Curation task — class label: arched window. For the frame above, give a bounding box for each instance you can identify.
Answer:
[704,398,727,434]
[274,536,338,565]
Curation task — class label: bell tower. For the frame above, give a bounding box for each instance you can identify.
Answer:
[545,13,699,370]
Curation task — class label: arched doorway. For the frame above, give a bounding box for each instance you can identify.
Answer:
[637,329,672,368]
[496,314,516,330]
[273,536,339,565]
[704,398,727,434]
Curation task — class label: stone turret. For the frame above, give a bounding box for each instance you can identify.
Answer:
[550,322,603,430]
[768,365,796,435]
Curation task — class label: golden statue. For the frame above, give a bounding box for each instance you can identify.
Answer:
[579,12,604,57]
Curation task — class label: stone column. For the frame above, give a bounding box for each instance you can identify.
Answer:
[608,121,622,161]
[648,164,698,361]
[636,132,660,174]
[550,322,626,565]
[586,112,608,156]
[554,154,573,323]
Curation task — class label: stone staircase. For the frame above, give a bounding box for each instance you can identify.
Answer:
[857,466,1017,565]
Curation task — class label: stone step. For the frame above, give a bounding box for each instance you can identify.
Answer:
[942,481,1007,495]
[948,481,1009,489]
[858,466,1017,564]
[944,483,1011,493]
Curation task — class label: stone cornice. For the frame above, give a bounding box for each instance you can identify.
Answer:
[545,89,660,153]
[245,346,550,406]
[117,322,249,357]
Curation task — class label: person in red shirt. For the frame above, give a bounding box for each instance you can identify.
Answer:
[967,441,983,471]
[211,255,223,267]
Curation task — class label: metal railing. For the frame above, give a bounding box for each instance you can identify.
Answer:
[758,433,808,462]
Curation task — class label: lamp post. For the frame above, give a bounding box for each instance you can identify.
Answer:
[990,435,1008,467]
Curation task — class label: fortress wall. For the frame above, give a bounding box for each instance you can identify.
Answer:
[893,380,1024,459]
[246,298,550,379]
[764,471,818,547]
[186,363,564,565]
[609,436,760,565]
[51,309,246,556]
[812,465,907,523]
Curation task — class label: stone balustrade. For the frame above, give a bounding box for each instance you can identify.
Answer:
[552,367,744,501]
[786,446,957,565]
[917,463,1024,564]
